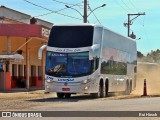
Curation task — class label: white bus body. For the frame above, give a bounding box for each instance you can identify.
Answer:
[39,24,137,98]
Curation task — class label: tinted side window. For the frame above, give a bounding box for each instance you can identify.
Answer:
[101,60,127,75]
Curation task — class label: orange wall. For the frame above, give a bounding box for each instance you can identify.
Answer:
[6,72,11,90]
[0,36,46,89]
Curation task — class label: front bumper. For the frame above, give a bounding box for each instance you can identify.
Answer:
[45,81,97,94]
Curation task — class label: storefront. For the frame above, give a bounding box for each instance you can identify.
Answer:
[0,24,51,91]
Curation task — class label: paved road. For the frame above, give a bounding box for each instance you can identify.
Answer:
[2,93,160,120]
[28,94,160,111]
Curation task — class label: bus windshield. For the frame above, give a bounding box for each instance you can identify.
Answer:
[46,51,91,77]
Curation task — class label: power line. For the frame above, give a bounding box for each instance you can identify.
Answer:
[51,0,83,9]
[23,0,53,12]
[136,20,153,54]
[35,2,82,19]
[22,0,82,20]
[127,0,144,26]
[51,0,81,6]
[114,0,129,14]
[88,4,101,24]
[115,0,143,23]
[120,0,135,13]
[114,0,146,36]
[128,0,139,13]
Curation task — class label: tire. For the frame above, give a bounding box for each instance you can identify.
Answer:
[105,80,109,97]
[124,81,130,95]
[64,93,71,98]
[130,81,132,93]
[91,81,104,98]
[57,93,64,98]
[99,84,104,98]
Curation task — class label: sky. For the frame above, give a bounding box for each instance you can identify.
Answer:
[0,0,160,55]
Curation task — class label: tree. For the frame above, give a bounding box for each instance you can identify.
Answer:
[137,51,144,58]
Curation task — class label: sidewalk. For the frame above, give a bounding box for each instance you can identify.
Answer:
[0,90,47,100]
[0,87,44,93]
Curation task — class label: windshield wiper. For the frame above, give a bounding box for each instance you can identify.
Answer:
[54,64,66,73]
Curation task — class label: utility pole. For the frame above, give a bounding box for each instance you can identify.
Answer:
[83,0,87,23]
[124,12,145,38]
[127,14,131,38]
[66,0,105,23]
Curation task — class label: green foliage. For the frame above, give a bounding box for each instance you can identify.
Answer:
[137,51,144,58]
[138,49,160,63]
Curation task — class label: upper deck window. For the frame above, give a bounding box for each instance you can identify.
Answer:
[48,26,94,48]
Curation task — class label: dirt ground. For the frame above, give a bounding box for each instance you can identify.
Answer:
[0,90,53,110]
[132,64,160,95]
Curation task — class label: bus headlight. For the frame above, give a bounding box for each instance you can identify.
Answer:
[82,80,88,84]
[46,79,54,83]
[82,79,91,84]
[84,86,89,90]
[46,85,50,89]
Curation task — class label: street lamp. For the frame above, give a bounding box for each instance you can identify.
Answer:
[65,5,83,17]
[87,4,106,17]
[65,4,106,23]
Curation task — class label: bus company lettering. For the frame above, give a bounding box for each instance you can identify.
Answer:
[46,76,54,80]
[58,78,74,82]
[55,48,81,52]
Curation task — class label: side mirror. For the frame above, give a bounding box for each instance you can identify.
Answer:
[89,44,100,60]
[38,45,47,60]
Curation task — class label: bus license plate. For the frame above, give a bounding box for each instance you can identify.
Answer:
[62,88,70,91]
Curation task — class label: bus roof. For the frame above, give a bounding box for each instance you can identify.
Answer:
[52,24,135,42]
[52,23,101,27]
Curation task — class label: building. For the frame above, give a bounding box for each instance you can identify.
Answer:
[0,6,53,91]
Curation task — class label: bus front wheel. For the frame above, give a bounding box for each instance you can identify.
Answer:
[65,93,71,98]
[91,80,104,98]
[57,93,64,98]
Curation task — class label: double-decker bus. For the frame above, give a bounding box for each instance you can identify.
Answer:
[39,24,137,98]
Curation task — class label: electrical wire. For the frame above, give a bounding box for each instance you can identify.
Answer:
[140,16,153,52]
[143,27,152,52]
[128,0,139,13]
[120,0,135,13]
[114,0,129,14]
[88,4,101,24]
[114,0,145,35]
[35,2,82,19]
[128,0,145,26]
[22,0,82,20]
[121,0,145,26]
[51,0,81,6]
[51,0,84,9]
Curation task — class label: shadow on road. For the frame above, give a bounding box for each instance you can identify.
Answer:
[26,93,117,103]
[26,92,160,103]
[27,94,95,103]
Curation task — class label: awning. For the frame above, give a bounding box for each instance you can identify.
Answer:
[0,54,24,60]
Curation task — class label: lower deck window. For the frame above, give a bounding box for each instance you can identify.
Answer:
[101,60,127,75]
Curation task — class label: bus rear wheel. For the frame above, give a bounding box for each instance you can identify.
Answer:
[57,93,64,98]
[124,80,131,95]
[105,80,109,97]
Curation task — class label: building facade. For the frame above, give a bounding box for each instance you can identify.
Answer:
[0,6,53,91]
